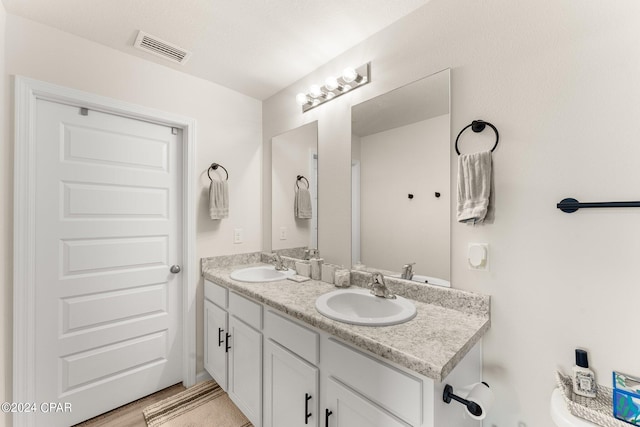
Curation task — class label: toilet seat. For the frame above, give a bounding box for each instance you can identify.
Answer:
[550,388,599,426]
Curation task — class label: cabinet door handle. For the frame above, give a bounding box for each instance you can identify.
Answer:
[218,328,224,347]
[225,332,231,353]
[325,408,332,427]
[305,393,312,424]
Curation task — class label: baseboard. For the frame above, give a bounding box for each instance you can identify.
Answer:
[196,370,212,384]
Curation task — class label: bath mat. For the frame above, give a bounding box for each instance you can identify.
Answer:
[143,380,252,427]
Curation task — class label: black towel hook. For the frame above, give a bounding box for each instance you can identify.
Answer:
[296,175,309,189]
[455,120,499,155]
[208,163,229,181]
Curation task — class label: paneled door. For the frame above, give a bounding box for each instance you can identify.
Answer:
[33,99,183,426]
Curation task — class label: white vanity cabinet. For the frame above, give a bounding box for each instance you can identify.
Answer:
[204,299,228,388]
[264,340,319,427]
[262,309,449,427]
[205,279,482,427]
[204,281,263,427]
[264,310,321,427]
[322,337,427,427]
[323,378,408,427]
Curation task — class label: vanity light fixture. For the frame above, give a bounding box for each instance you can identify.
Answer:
[296,62,371,113]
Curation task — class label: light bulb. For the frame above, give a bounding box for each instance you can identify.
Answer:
[325,76,339,91]
[326,92,335,99]
[296,93,309,106]
[342,67,358,83]
[342,84,352,92]
[309,84,322,98]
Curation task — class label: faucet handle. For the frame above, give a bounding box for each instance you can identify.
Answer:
[369,272,396,299]
[371,272,386,285]
[401,263,415,279]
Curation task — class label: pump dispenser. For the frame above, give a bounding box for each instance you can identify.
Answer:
[572,349,597,398]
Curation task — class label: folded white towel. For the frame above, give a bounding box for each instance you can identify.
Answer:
[457,150,492,224]
[294,188,312,219]
[209,180,229,220]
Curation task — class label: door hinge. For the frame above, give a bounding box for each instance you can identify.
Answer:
[79,107,89,116]
[171,127,178,135]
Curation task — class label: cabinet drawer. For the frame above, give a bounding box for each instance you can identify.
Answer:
[265,310,319,365]
[229,291,262,330]
[326,377,407,427]
[325,338,422,426]
[204,280,227,308]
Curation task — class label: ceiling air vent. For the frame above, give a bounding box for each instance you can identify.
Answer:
[133,31,191,65]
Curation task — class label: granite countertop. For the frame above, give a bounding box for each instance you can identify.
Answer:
[202,255,490,382]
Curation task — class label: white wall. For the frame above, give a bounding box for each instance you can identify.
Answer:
[0,3,9,427]
[271,122,317,250]
[359,115,449,279]
[262,1,640,425]
[2,15,262,418]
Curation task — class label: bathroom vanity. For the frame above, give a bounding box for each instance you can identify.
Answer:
[202,255,490,427]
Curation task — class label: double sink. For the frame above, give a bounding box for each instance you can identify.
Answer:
[229,265,417,326]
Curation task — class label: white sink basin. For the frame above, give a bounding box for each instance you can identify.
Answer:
[315,288,417,326]
[230,265,295,283]
[391,274,450,288]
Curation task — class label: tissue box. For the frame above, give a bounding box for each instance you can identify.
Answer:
[613,371,640,425]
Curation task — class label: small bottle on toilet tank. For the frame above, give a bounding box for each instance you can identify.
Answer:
[573,349,597,398]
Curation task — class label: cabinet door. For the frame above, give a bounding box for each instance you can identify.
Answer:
[228,315,263,427]
[204,300,228,389]
[324,378,408,427]
[264,339,319,427]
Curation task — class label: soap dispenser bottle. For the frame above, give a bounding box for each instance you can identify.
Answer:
[573,349,597,398]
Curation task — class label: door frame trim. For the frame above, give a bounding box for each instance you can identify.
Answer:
[13,76,197,427]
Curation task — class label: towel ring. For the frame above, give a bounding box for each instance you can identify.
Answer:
[455,120,499,155]
[296,175,309,189]
[208,163,229,181]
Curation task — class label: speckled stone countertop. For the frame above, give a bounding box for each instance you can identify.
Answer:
[201,255,490,382]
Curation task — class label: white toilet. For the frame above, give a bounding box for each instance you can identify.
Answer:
[550,388,599,426]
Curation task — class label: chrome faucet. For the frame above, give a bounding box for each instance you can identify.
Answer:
[271,253,287,271]
[401,263,415,280]
[369,272,396,299]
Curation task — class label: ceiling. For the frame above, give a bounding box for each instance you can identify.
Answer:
[3,0,428,100]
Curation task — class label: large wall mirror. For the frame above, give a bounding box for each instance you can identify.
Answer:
[272,121,318,256]
[351,69,450,282]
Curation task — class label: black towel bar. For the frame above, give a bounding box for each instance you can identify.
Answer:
[557,197,640,213]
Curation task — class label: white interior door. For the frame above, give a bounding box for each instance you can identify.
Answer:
[33,99,183,426]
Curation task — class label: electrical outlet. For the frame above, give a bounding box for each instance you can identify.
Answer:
[279,227,287,240]
[233,228,243,244]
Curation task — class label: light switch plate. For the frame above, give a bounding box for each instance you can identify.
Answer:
[234,228,243,244]
[279,227,287,240]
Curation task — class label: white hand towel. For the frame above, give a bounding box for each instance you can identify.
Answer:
[209,180,229,219]
[457,150,492,224]
[294,188,312,219]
